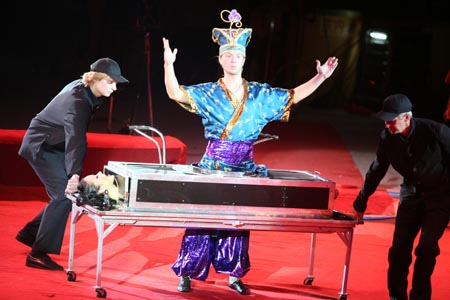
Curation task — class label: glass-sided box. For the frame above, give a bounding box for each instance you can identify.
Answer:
[104,161,337,219]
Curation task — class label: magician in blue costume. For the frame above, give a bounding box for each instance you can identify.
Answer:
[162,9,339,295]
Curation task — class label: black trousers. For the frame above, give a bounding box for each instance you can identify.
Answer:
[21,147,72,255]
[388,185,450,300]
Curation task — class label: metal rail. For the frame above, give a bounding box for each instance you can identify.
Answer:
[66,195,356,300]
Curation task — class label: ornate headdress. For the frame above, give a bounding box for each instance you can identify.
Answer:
[212,9,252,56]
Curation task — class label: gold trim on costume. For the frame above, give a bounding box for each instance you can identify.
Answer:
[219,78,244,108]
[280,89,295,122]
[175,86,198,113]
[219,79,248,140]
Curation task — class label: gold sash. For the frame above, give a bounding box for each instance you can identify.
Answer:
[218,79,248,140]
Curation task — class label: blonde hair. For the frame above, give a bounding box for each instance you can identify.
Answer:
[81,71,109,87]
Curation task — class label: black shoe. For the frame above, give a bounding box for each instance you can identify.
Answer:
[26,253,64,271]
[16,229,35,247]
[177,276,191,292]
[229,279,250,295]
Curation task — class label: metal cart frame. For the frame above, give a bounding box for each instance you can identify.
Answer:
[66,196,356,300]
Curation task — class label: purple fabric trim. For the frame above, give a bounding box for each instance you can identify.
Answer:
[205,139,254,165]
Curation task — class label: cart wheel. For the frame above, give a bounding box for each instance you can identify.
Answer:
[339,295,347,300]
[95,287,107,298]
[303,277,314,285]
[67,271,77,282]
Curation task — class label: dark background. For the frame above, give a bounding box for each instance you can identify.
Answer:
[2,0,450,134]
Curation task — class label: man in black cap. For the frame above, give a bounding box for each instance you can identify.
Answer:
[16,58,128,270]
[352,94,450,300]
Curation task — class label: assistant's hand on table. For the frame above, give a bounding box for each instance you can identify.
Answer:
[353,210,365,224]
[65,174,79,194]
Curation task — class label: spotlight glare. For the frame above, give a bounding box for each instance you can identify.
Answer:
[369,31,388,40]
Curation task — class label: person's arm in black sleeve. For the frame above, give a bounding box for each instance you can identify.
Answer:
[64,98,92,179]
[353,135,390,219]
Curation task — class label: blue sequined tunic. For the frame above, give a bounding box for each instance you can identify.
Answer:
[172,78,294,280]
[178,79,294,172]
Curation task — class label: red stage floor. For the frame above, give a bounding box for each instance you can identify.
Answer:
[1,199,449,300]
[1,111,448,300]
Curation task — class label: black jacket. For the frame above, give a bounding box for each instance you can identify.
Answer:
[354,118,450,212]
[19,79,103,178]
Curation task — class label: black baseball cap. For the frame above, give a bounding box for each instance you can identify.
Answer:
[90,58,129,83]
[376,94,412,121]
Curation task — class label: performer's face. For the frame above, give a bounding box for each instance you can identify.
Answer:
[91,76,118,97]
[83,171,115,188]
[83,172,120,200]
[219,51,245,75]
[385,113,410,135]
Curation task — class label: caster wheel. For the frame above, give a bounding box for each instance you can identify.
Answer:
[67,271,77,282]
[95,287,107,298]
[303,277,314,285]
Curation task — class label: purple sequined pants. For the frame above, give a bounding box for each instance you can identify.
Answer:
[172,139,254,280]
[172,229,251,280]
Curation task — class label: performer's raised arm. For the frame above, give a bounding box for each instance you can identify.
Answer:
[292,56,339,104]
[162,37,187,103]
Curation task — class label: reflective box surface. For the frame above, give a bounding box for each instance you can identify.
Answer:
[104,161,336,219]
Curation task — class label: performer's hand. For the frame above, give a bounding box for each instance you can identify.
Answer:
[162,37,178,66]
[316,56,339,79]
[353,210,364,224]
[65,174,80,194]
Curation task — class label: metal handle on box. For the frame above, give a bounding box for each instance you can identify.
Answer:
[129,125,166,164]
[254,132,279,145]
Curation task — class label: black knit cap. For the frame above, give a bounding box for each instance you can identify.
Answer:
[90,58,129,83]
[376,94,412,121]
